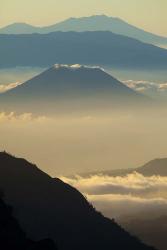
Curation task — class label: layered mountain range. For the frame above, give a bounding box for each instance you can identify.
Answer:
[1,15,167,46]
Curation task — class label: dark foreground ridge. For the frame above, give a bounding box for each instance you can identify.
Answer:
[0,194,57,249]
[0,152,156,250]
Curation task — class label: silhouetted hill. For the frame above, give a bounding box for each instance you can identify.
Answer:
[0,195,57,249]
[1,15,167,46]
[1,31,167,69]
[0,64,149,113]
[0,152,155,250]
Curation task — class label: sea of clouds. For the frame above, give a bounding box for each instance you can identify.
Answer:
[62,173,167,219]
[123,79,167,100]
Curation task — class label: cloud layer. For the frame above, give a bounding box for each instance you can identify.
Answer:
[123,79,167,94]
[0,112,47,123]
[0,82,22,93]
[62,173,167,218]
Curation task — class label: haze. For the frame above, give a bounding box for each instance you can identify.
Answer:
[0,109,166,176]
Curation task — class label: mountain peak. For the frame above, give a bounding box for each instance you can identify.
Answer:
[0,151,17,161]
[2,22,35,29]
[0,63,150,114]
[85,14,121,21]
[6,22,31,26]
[84,14,109,19]
[0,22,39,34]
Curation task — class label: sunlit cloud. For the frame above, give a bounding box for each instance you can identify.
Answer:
[159,83,167,91]
[53,64,104,71]
[0,112,47,123]
[123,79,167,93]
[62,173,167,197]
[62,173,167,218]
[123,80,158,92]
[0,82,22,93]
[88,194,167,218]
[122,79,167,102]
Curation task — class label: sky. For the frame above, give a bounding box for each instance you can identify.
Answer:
[0,0,167,36]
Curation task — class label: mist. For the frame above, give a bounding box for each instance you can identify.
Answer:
[0,109,167,176]
[62,170,167,250]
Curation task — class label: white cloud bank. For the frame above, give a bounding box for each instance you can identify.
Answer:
[62,173,167,218]
[123,79,167,93]
[0,112,47,123]
[0,82,22,93]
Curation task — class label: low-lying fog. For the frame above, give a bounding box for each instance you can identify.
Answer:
[0,110,167,176]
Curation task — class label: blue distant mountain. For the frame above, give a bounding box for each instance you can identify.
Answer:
[0,65,149,113]
[0,31,167,69]
[0,15,167,46]
[1,64,142,98]
[0,22,38,34]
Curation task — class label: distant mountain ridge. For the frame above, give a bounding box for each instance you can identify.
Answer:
[1,31,167,69]
[78,158,167,177]
[0,152,155,250]
[1,15,167,46]
[138,158,167,176]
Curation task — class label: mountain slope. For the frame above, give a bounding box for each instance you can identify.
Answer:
[137,158,167,176]
[0,64,149,113]
[0,152,155,250]
[1,15,167,46]
[0,31,167,69]
[81,158,167,177]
